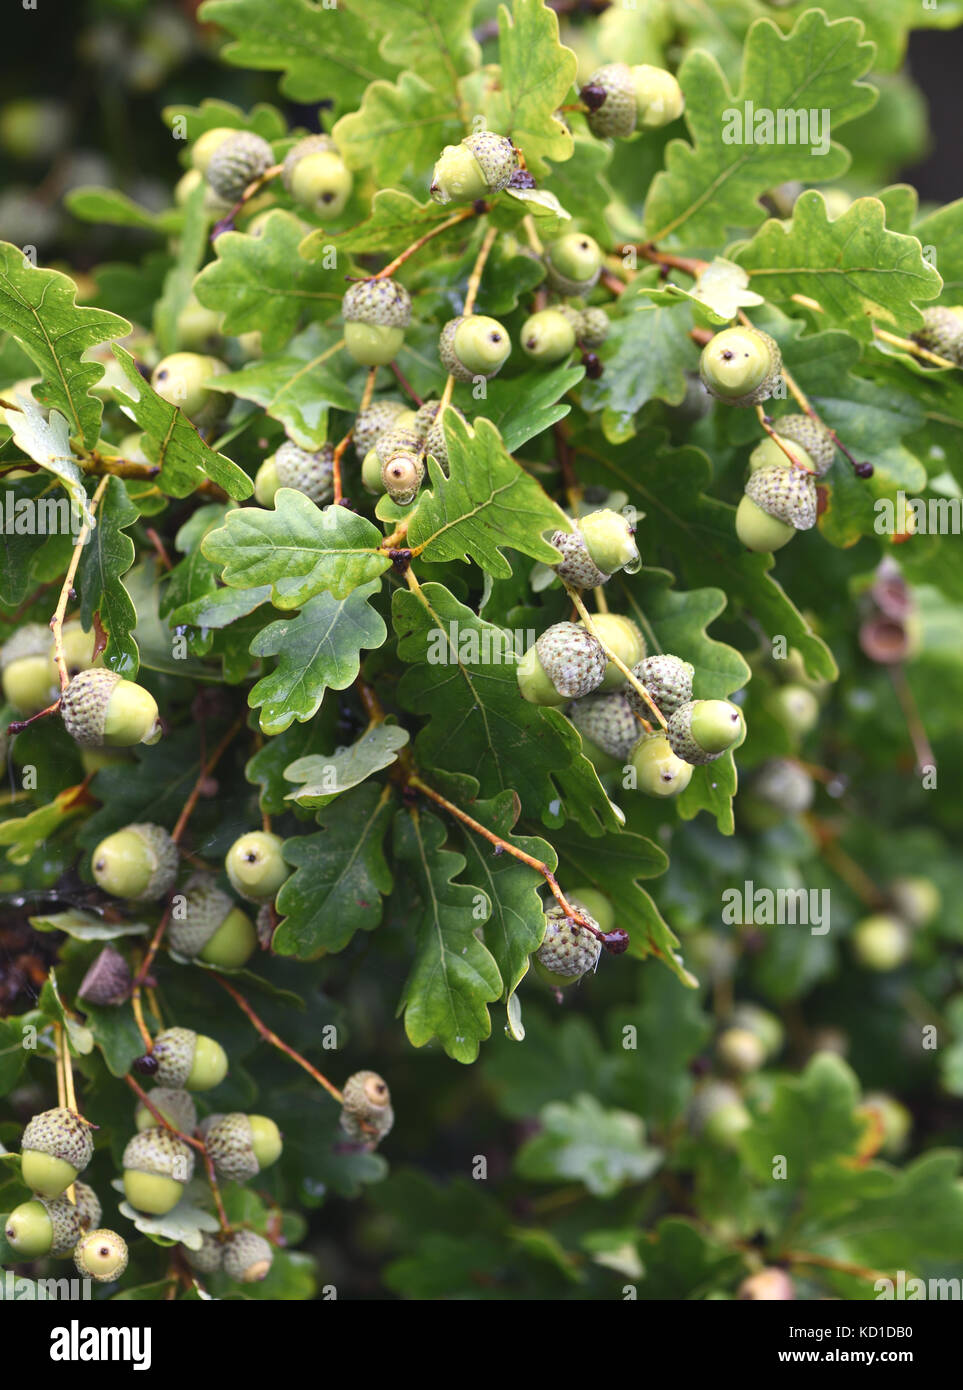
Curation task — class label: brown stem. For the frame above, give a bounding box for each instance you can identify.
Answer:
[374,206,479,280]
[146,528,173,571]
[565,585,664,731]
[50,475,110,690]
[212,974,344,1103]
[637,244,709,278]
[782,1249,894,1284]
[84,453,161,480]
[210,162,282,240]
[407,774,607,943]
[389,359,424,407]
[874,325,957,370]
[755,406,815,472]
[888,664,936,775]
[332,367,377,504]
[7,697,62,736]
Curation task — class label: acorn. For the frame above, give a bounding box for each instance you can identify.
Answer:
[254,440,334,507]
[534,902,602,985]
[134,1087,198,1135]
[224,831,289,904]
[700,326,782,407]
[200,1113,283,1182]
[77,946,132,1006]
[0,623,57,714]
[60,669,161,749]
[516,622,607,705]
[568,691,639,762]
[20,1107,94,1198]
[5,1195,82,1257]
[340,1070,394,1144]
[150,352,230,430]
[73,1181,102,1233]
[429,131,517,204]
[625,654,694,720]
[168,873,256,968]
[186,1231,224,1274]
[342,278,412,366]
[122,1127,195,1215]
[543,233,604,296]
[353,399,411,458]
[579,613,645,689]
[282,134,352,218]
[223,1230,274,1283]
[150,1026,229,1092]
[90,823,178,902]
[439,314,511,381]
[629,732,694,798]
[206,130,273,204]
[74,1229,129,1283]
[667,699,745,766]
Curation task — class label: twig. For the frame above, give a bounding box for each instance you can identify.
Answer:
[782,1249,894,1284]
[374,206,479,280]
[462,222,498,317]
[332,366,377,504]
[389,359,423,406]
[125,1075,230,1232]
[873,325,957,370]
[212,974,344,1103]
[50,475,110,690]
[565,584,665,731]
[888,663,936,775]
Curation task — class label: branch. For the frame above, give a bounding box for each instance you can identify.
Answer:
[374,205,479,280]
[212,974,344,1103]
[50,474,110,690]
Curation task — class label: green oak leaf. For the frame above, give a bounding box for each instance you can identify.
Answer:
[209,325,357,449]
[0,241,130,449]
[515,1093,662,1197]
[393,805,501,1064]
[161,97,288,147]
[29,910,148,941]
[195,211,344,354]
[283,722,410,808]
[248,581,387,733]
[273,783,394,958]
[741,1052,864,1185]
[475,363,584,452]
[319,190,467,258]
[65,188,180,234]
[393,583,623,837]
[734,192,943,340]
[0,792,88,866]
[580,299,700,418]
[409,414,569,578]
[913,197,963,303]
[198,0,393,111]
[333,71,463,187]
[78,476,139,676]
[5,397,94,529]
[110,346,253,500]
[340,0,479,87]
[484,0,577,178]
[644,11,876,244]
[168,583,272,631]
[201,489,390,608]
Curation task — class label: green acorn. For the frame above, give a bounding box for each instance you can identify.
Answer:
[577,306,610,348]
[667,699,744,766]
[282,134,352,217]
[568,691,638,761]
[549,529,609,589]
[911,304,963,366]
[888,875,940,928]
[747,434,816,476]
[687,1081,751,1148]
[122,1127,195,1215]
[632,65,685,127]
[202,1113,283,1182]
[581,63,637,139]
[60,669,160,750]
[254,440,334,507]
[535,902,602,985]
[74,1228,129,1284]
[342,278,412,366]
[225,830,289,904]
[745,464,817,532]
[340,1071,394,1144]
[429,131,518,204]
[857,1092,912,1157]
[625,653,694,720]
[716,1026,766,1075]
[629,732,693,798]
[730,1003,784,1060]
[134,1087,198,1135]
[735,494,796,553]
[580,613,646,690]
[91,823,178,902]
[439,314,511,380]
[516,622,607,705]
[353,399,411,458]
[852,914,911,971]
[770,683,820,736]
[150,352,230,429]
[520,308,577,362]
[550,510,640,588]
[751,758,814,814]
[5,1194,82,1258]
[190,126,235,174]
[206,130,273,204]
[168,874,256,968]
[377,427,426,504]
[151,1026,229,1092]
[174,294,223,352]
[700,326,782,406]
[223,1230,274,1283]
[20,1108,94,1198]
[772,414,836,475]
[0,624,57,715]
[543,233,604,295]
[186,1232,224,1274]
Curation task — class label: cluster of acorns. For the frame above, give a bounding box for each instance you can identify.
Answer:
[516,508,746,797]
[6,1108,128,1283]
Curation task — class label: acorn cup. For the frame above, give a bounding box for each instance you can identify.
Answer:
[201,1113,283,1182]
[20,1107,94,1198]
[430,132,517,204]
[342,278,412,366]
[150,1026,229,1092]
[168,874,256,968]
[133,1087,198,1135]
[534,902,602,986]
[223,1230,274,1283]
[122,1127,195,1215]
[516,622,607,706]
[340,1071,394,1144]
